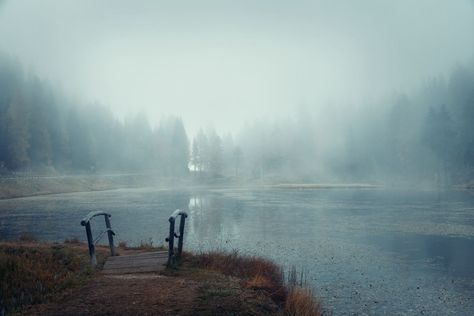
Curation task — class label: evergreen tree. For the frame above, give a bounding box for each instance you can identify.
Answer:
[5,92,30,169]
[208,130,223,176]
[190,137,200,173]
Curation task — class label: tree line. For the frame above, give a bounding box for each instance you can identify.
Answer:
[0,54,189,175]
[1,51,474,186]
[228,62,474,186]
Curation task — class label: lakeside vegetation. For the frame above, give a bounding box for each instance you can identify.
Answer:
[0,239,106,315]
[0,239,321,315]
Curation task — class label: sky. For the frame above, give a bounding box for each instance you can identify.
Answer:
[0,0,473,134]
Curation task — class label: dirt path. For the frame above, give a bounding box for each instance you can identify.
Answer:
[22,268,278,316]
[23,273,198,316]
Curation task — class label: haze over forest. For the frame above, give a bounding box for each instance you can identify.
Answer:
[1,0,474,186]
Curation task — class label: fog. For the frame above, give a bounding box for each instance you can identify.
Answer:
[1,0,473,133]
[0,1,474,185]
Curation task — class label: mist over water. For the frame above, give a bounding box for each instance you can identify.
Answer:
[0,0,473,185]
[1,1,474,315]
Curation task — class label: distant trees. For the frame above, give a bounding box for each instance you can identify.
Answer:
[0,54,190,175]
[232,146,243,176]
[5,92,30,169]
[190,128,223,176]
[157,117,189,175]
[2,51,474,185]
[423,105,455,183]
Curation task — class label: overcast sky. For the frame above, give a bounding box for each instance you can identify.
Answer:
[1,0,473,134]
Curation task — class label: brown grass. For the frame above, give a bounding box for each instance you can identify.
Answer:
[246,274,276,290]
[0,243,94,314]
[284,287,321,316]
[115,238,165,252]
[185,251,321,315]
[0,241,320,316]
[188,250,287,305]
[64,237,81,244]
[186,250,321,315]
[137,238,154,250]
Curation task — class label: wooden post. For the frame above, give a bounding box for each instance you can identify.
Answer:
[104,214,115,256]
[85,222,97,266]
[167,218,175,266]
[177,215,186,258]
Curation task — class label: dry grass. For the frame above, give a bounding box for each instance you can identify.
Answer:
[186,250,321,315]
[116,238,165,252]
[64,237,81,244]
[0,241,320,315]
[246,274,277,290]
[137,238,155,250]
[284,287,321,316]
[0,243,94,314]
[189,250,286,304]
[190,250,282,281]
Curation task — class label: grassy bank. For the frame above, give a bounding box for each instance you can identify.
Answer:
[0,240,109,315]
[0,241,320,315]
[0,174,175,199]
[184,251,321,315]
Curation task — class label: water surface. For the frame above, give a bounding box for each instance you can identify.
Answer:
[1,188,473,315]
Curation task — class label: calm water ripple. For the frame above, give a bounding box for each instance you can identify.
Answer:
[1,188,473,315]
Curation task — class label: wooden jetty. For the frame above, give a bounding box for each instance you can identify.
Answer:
[102,251,168,274]
[80,209,188,274]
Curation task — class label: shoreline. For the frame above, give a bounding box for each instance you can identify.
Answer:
[0,240,321,315]
[4,173,472,200]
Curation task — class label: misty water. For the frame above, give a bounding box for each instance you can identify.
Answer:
[1,187,474,315]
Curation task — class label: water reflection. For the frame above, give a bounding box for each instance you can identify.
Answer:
[1,188,474,315]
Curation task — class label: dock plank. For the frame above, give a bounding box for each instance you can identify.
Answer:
[102,251,167,274]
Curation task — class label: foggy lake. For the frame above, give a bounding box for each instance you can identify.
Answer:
[1,187,473,315]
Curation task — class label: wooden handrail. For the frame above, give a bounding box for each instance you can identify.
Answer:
[80,211,116,266]
[80,211,111,226]
[166,209,188,266]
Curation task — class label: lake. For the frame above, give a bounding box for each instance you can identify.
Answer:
[1,187,474,315]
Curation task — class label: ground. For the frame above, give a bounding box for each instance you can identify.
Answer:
[1,242,293,316]
[23,267,278,316]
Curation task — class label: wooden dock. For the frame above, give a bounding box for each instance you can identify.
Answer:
[80,210,188,272]
[102,251,168,274]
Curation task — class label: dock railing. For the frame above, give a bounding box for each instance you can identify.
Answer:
[80,211,116,266]
[165,209,188,266]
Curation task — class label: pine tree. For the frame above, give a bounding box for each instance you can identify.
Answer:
[5,93,30,169]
